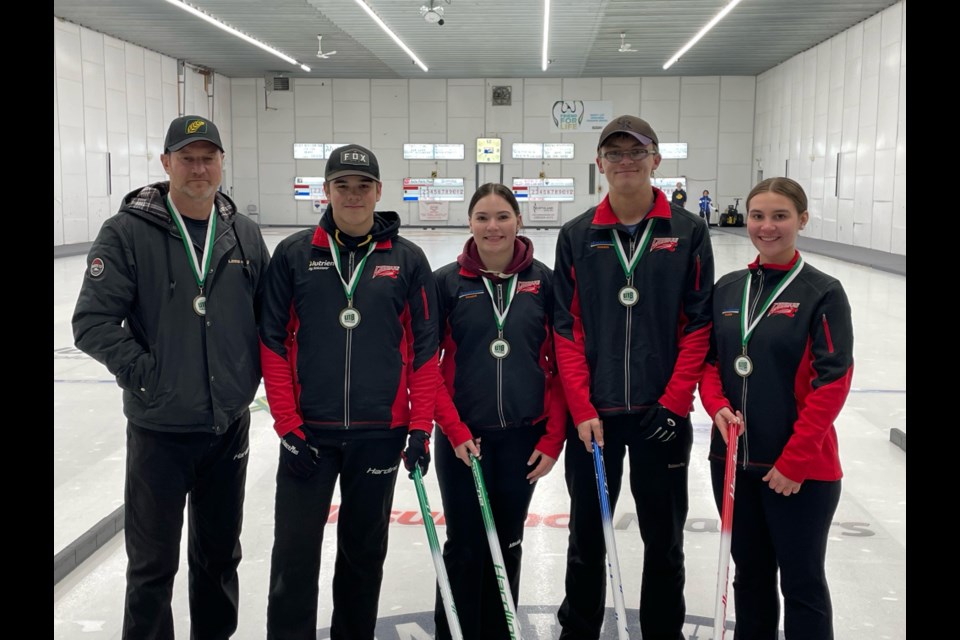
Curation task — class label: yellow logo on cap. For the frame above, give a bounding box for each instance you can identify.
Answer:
[186,119,207,134]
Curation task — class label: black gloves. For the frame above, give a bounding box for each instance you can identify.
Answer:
[402,430,431,477]
[280,429,318,478]
[640,404,685,443]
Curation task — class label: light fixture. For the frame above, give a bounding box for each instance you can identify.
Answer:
[420,0,445,25]
[663,0,742,70]
[541,0,551,71]
[353,0,429,72]
[162,0,310,71]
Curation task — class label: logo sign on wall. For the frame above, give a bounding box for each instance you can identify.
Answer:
[550,101,612,133]
[527,201,560,222]
[418,201,449,221]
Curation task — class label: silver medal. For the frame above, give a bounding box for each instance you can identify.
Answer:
[489,337,511,359]
[339,307,361,329]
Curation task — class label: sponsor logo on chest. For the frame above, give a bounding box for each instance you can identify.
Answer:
[651,237,679,252]
[372,265,400,279]
[308,259,335,271]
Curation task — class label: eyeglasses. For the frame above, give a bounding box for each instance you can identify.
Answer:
[600,148,657,163]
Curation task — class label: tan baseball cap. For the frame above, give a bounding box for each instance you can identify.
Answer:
[597,115,659,149]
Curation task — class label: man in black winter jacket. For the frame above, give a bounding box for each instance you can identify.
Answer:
[72,115,270,639]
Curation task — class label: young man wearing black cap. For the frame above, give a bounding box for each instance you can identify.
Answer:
[259,144,439,638]
[553,115,715,639]
[72,115,271,638]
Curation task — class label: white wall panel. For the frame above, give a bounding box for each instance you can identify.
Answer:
[295,81,333,117]
[681,80,720,118]
[717,132,751,165]
[870,201,892,253]
[637,102,679,134]
[408,102,445,134]
[447,82,484,119]
[410,79,445,102]
[720,76,755,101]
[373,80,409,117]
[372,117,408,149]
[836,198,854,244]
[258,133,296,164]
[261,194,297,225]
[642,77,680,100]
[295,117,334,140]
[331,79,370,101]
[258,163,296,195]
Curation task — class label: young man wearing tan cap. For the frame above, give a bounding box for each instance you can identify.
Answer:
[553,115,715,639]
[259,144,439,638]
[73,115,271,638]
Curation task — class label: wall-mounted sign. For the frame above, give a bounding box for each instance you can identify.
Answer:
[403,143,466,160]
[512,178,575,202]
[418,201,449,221]
[550,101,612,133]
[658,143,688,159]
[294,177,328,202]
[527,201,560,222]
[476,138,502,163]
[511,142,575,160]
[403,178,465,202]
[293,144,325,159]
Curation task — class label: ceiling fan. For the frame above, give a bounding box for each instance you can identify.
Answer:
[618,32,637,53]
[316,35,337,59]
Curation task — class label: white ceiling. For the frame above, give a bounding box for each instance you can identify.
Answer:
[53,0,899,79]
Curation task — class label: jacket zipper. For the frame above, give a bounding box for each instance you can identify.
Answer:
[496,282,507,428]
[343,250,355,428]
[623,232,634,412]
[740,268,765,468]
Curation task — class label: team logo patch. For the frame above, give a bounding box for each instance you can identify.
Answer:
[768,302,800,317]
[721,308,740,317]
[89,257,105,278]
[373,265,400,279]
[186,119,207,134]
[651,237,679,252]
[517,280,541,294]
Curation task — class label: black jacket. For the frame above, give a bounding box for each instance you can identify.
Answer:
[700,252,853,481]
[72,182,271,434]
[554,189,714,424]
[258,208,439,437]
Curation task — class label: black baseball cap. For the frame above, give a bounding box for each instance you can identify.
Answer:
[597,115,659,149]
[325,145,381,182]
[164,116,224,153]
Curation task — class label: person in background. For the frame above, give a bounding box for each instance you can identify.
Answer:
[432,183,567,639]
[699,189,713,225]
[258,144,439,639]
[72,115,270,639]
[554,115,714,640]
[699,177,853,640]
[672,181,688,210]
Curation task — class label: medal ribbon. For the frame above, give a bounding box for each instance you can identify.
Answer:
[609,219,656,282]
[481,274,518,333]
[329,237,377,305]
[739,255,805,350]
[167,195,217,291]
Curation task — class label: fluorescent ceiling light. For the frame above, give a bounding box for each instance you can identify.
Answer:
[353,0,429,72]
[542,0,551,71]
[663,0,742,70]
[162,0,309,71]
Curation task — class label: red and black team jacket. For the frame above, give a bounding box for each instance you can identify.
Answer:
[554,189,714,424]
[699,252,854,482]
[259,209,439,438]
[433,237,567,459]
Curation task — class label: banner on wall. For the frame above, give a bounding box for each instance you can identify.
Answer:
[550,100,613,133]
[527,201,560,222]
[418,201,449,221]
